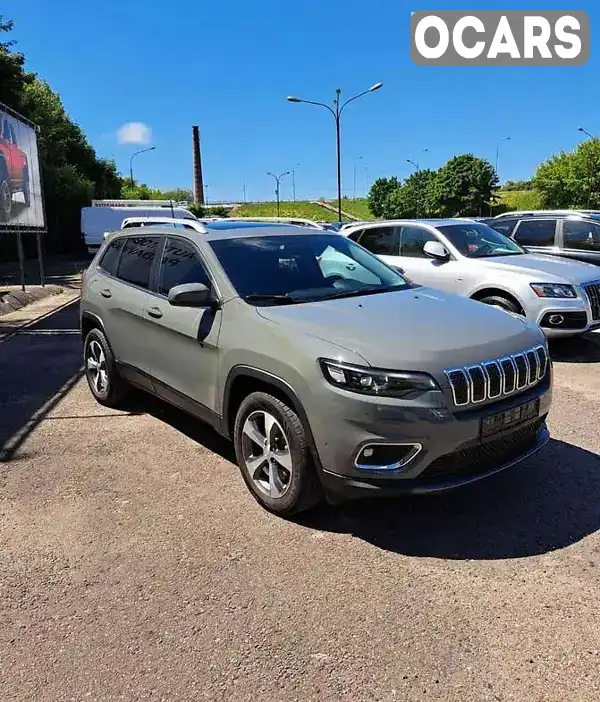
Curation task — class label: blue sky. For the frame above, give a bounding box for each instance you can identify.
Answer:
[5,0,598,202]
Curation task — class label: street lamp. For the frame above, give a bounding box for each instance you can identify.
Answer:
[129,146,156,188]
[353,156,363,200]
[267,171,290,216]
[287,82,383,221]
[291,164,300,202]
[578,127,597,208]
[407,149,428,171]
[406,159,419,171]
[495,136,511,173]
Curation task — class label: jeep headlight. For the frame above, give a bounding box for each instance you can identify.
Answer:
[319,359,438,398]
[530,283,577,299]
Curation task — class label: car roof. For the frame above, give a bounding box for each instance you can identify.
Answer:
[345,218,482,229]
[206,220,292,230]
[105,224,336,242]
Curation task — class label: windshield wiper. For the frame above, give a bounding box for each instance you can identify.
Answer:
[319,284,406,301]
[244,293,301,305]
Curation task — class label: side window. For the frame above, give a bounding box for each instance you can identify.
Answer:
[347,229,363,242]
[98,238,123,275]
[563,220,600,251]
[513,219,556,246]
[116,235,160,289]
[358,227,400,256]
[158,237,211,296]
[400,225,438,258]
[488,218,518,237]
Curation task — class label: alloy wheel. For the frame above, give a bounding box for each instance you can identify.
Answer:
[241,410,293,499]
[0,180,11,218]
[86,340,109,395]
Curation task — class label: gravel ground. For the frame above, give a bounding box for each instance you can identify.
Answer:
[1,296,599,702]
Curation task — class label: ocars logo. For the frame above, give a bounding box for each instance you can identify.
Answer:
[410,11,590,66]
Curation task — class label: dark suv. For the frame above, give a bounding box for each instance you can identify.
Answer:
[485,214,600,267]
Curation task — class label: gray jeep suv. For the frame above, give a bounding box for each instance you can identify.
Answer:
[80,225,552,516]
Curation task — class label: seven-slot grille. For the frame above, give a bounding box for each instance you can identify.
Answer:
[584,282,600,321]
[445,345,548,407]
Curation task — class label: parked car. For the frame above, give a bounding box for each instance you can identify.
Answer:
[484,213,600,267]
[342,218,600,337]
[491,209,600,222]
[81,224,551,516]
[0,113,29,221]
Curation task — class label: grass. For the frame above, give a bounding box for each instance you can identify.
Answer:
[233,201,339,222]
[496,189,543,212]
[230,190,545,223]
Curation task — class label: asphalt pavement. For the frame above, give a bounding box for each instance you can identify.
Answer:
[1,294,600,701]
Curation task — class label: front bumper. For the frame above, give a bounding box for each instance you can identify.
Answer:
[309,375,552,500]
[321,420,549,500]
[531,294,600,337]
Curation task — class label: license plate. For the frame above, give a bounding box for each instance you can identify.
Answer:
[480,398,540,439]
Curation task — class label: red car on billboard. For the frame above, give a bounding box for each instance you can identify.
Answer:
[0,113,30,221]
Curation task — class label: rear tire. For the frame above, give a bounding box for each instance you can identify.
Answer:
[83,328,129,408]
[0,166,12,223]
[478,294,522,315]
[233,391,323,516]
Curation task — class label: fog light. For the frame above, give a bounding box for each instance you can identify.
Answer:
[548,314,564,326]
[355,443,422,471]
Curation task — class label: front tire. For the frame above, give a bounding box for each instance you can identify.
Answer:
[84,328,129,408]
[478,294,522,315]
[233,391,323,516]
[22,167,30,207]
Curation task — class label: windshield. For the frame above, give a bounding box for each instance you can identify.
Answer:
[209,233,410,304]
[437,222,525,258]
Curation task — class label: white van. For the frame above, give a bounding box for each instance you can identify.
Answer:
[81,204,198,254]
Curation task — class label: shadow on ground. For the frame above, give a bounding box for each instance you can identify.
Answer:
[298,439,600,560]
[550,333,600,364]
[0,299,85,461]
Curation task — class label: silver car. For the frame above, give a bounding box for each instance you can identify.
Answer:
[342,218,600,338]
[80,225,552,516]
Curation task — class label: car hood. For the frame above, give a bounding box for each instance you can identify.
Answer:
[256,287,542,375]
[476,254,600,284]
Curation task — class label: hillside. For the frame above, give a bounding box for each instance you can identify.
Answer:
[228,190,544,222]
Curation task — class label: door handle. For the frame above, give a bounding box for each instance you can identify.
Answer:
[100,288,112,298]
[147,306,163,319]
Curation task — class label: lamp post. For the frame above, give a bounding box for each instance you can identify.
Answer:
[267,171,290,216]
[353,156,363,200]
[495,136,511,173]
[491,137,511,215]
[291,164,299,202]
[287,82,383,222]
[129,146,156,188]
[578,127,596,208]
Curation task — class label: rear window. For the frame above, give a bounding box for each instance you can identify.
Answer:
[116,236,160,289]
[98,238,123,275]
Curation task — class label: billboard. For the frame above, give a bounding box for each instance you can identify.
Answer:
[0,103,45,231]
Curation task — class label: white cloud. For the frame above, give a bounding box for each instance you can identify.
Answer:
[116,122,152,145]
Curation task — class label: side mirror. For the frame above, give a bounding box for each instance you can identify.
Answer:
[168,282,213,308]
[423,240,450,261]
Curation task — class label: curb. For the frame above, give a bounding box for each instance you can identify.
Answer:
[0,285,64,318]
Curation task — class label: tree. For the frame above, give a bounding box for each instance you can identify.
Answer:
[367,177,401,217]
[385,169,436,218]
[533,140,600,209]
[163,188,193,202]
[501,179,533,191]
[430,154,498,217]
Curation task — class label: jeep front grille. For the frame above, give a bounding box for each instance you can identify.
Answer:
[445,345,548,407]
[584,282,600,321]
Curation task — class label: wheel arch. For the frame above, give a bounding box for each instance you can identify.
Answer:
[469,286,525,313]
[222,365,322,470]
